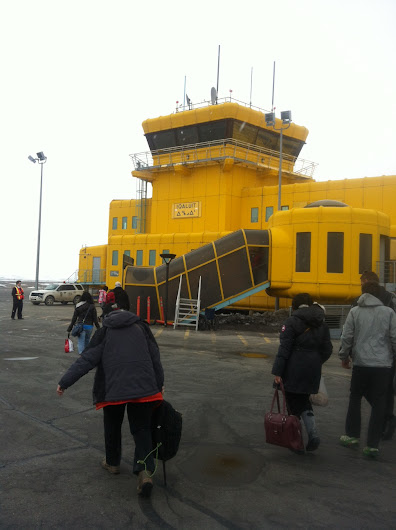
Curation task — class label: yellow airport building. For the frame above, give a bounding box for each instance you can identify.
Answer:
[78,99,396,319]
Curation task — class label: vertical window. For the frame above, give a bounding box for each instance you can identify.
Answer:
[132,216,138,229]
[265,206,274,222]
[359,234,372,274]
[251,207,259,223]
[122,216,127,229]
[112,250,118,266]
[149,250,156,266]
[296,232,311,272]
[112,217,118,230]
[136,250,143,266]
[327,232,344,273]
[281,205,289,211]
[124,250,130,257]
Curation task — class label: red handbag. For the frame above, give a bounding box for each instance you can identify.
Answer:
[264,382,304,452]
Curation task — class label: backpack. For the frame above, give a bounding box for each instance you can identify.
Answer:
[152,400,182,461]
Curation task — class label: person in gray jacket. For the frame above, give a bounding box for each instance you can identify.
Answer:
[57,309,164,497]
[339,281,396,457]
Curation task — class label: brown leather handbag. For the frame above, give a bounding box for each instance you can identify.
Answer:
[264,382,304,452]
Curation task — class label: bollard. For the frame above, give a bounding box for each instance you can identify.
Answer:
[160,296,164,322]
[156,296,166,325]
[136,296,141,317]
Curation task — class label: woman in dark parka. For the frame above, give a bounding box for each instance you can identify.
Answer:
[272,293,333,451]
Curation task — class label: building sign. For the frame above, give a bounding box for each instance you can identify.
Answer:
[110,270,119,276]
[172,201,201,219]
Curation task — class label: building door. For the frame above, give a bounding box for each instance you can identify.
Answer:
[93,257,101,283]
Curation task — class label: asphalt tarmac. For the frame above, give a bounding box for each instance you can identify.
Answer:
[1,286,396,529]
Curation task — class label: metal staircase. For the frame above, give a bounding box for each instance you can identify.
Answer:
[136,177,147,233]
[173,276,201,330]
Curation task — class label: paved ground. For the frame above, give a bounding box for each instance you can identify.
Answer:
[1,285,396,529]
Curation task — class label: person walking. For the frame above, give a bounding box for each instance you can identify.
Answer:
[351,272,396,440]
[98,286,108,308]
[67,291,100,354]
[339,281,396,457]
[272,293,333,452]
[112,281,130,311]
[98,285,108,321]
[57,309,164,497]
[11,280,24,320]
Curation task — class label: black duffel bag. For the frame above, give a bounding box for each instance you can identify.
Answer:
[152,400,182,461]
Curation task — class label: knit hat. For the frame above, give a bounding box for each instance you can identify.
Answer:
[115,281,122,287]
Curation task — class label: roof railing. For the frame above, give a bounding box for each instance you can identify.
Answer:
[174,96,271,114]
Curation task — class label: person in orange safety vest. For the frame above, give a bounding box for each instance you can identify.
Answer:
[11,280,24,320]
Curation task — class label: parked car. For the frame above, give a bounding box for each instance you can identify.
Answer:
[29,283,84,306]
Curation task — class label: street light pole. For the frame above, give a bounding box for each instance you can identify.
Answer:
[160,253,176,327]
[264,111,292,311]
[278,128,283,211]
[28,152,47,289]
[264,110,292,211]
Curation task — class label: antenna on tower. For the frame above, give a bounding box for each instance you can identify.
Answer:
[271,61,276,112]
[183,76,187,111]
[216,45,220,103]
[250,67,253,108]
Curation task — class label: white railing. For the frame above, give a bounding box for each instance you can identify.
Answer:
[130,138,318,178]
[174,96,270,114]
[376,261,396,286]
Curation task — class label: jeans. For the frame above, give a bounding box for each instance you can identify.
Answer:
[77,325,93,354]
[103,402,159,475]
[345,365,392,448]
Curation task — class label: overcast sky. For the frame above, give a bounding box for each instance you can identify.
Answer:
[1,0,395,281]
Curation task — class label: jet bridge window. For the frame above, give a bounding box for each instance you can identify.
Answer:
[327,232,344,273]
[296,232,311,272]
[359,234,372,274]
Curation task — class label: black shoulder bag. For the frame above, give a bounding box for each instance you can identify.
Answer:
[71,306,91,337]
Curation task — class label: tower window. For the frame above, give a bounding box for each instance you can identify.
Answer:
[251,207,259,223]
[265,206,274,222]
[112,217,118,230]
[149,250,156,266]
[136,250,143,266]
[122,217,127,229]
[112,251,118,266]
[132,216,138,229]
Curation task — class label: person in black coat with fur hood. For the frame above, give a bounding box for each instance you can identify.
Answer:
[272,293,333,452]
